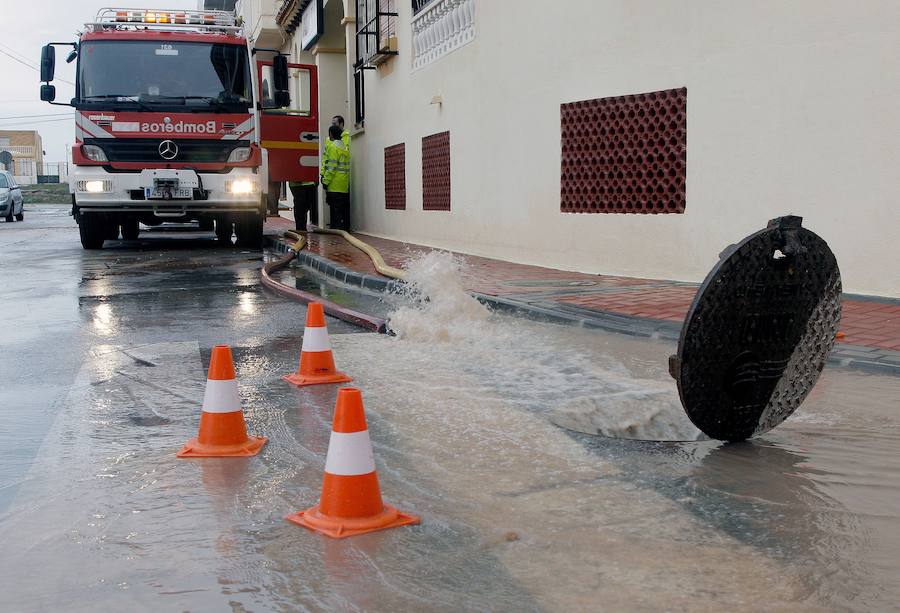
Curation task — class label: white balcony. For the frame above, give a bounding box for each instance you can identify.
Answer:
[236,0,282,48]
[412,0,475,71]
[2,145,35,156]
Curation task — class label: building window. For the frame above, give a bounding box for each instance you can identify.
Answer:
[411,0,437,14]
[560,88,687,214]
[0,137,10,147]
[17,158,34,177]
[422,131,450,211]
[384,143,406,210]
[354,0,399,125]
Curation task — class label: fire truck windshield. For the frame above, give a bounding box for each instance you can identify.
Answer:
[78,40,252,111]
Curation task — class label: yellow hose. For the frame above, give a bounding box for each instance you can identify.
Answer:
[282,230,306,252]
[311,228,407,281]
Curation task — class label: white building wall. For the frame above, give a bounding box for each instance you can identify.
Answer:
[350,0,900,297]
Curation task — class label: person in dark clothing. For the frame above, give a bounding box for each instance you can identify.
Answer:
[288,179,318,231]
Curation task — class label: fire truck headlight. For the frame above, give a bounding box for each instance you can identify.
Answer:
[227,179,257,194]
[82,145,108,162]
[227,147,252,163]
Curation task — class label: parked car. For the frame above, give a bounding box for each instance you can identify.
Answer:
[0,170,24,222]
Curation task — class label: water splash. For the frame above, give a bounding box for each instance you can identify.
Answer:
[388,250,490,342]
[386,251,699,441]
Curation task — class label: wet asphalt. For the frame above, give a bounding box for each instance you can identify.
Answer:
[0,205,362,513]
[3,206,900,611]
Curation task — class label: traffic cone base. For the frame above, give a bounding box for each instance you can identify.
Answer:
[177,435,267,458]
[285,503,420,539]
[282,371,352,387]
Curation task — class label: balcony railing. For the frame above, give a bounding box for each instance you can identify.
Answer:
[412,0,437,15]
[1,145,35,156]
[411,0,475,70]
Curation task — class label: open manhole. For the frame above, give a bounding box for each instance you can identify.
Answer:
[555,216,841,443]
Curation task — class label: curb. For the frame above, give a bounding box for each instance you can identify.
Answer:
[266,236,900,376]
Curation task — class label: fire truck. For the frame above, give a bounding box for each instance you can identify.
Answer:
[39,8,319,249]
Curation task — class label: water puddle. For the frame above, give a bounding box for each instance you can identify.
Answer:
[2,250,898,611]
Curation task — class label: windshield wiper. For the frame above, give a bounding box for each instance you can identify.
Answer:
[82,95,153,112]
[183,96,250,113]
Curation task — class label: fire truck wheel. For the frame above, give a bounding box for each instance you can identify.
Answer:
[79,215,106,250]
[235,214,263,248]
[215,217,234,246]
[122,219,140,241]
[105,222,120,240]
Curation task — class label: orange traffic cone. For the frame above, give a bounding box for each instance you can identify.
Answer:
[283,303,352,387]
[285,387,419,538]
[177,345,267,458]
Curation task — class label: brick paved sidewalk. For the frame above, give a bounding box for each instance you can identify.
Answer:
[265,216,900,360]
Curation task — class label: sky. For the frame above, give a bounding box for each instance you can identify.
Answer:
[0,0,199,164]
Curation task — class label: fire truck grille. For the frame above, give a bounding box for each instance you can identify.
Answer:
[85,138,248,163]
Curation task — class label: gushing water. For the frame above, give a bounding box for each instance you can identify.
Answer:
[388,250,490,342]
[386,251,700,441]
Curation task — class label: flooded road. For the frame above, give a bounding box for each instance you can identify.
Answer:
[1,207,899,611]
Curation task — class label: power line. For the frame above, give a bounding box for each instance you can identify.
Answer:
[0,117,74,128]
[0,42,38,65]
[0,112,73,120]
[0,46,76,86]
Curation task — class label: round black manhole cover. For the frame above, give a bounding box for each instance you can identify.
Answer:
[669,216,842,442]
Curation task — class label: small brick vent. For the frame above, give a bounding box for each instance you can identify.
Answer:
[384,143,406,210]
[422,131,451,211]
[561,87,687,214]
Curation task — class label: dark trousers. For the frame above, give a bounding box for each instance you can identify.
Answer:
[326,191,350,231]
[289,184,318,229]
[266,181,281,215]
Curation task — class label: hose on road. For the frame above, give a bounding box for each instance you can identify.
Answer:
[312,227,406,281]
[260,230,388,333]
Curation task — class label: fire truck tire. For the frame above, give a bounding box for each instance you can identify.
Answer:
[215,217,233,246]
[122,219,140,241]
[105,222,120,240]
[79,215,106,250]
[235,214,263,248]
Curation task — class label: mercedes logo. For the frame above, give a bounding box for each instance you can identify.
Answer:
[158,140,178,160]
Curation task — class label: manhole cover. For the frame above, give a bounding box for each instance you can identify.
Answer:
[669,216,841,442]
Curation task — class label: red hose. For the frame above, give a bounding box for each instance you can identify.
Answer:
[261,251,387,333]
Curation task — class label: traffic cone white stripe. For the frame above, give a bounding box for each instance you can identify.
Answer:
[200,378,242,414]
[323,430,376,476]
[301,326,332,353]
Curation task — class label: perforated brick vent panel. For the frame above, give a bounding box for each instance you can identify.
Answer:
[561,88,687,214]
[422,131,451,211]
[384,143,406,210]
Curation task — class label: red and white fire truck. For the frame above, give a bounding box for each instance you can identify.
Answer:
[39,8,319,249]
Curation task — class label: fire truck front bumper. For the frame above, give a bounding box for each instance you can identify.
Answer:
[71,167,264,213]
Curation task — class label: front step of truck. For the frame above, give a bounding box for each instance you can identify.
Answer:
[76,210,264,250]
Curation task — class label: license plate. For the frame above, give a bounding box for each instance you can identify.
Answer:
[145,187,192,200]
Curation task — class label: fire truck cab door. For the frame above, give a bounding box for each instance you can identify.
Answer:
[257,61,318,183]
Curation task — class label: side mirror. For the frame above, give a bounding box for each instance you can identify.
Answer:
[65,48,78,64]
[40,83,56,102]
[273,55,289,91]
[274,91,290,108]
[40,45,56,82]
[272,54,291,107]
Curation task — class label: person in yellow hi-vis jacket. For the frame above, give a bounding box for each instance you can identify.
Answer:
[320,124,351,231]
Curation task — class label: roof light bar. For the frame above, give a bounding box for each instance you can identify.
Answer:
[93,7,240,32]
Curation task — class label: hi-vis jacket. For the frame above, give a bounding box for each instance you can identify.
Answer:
[320,139,350,193]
